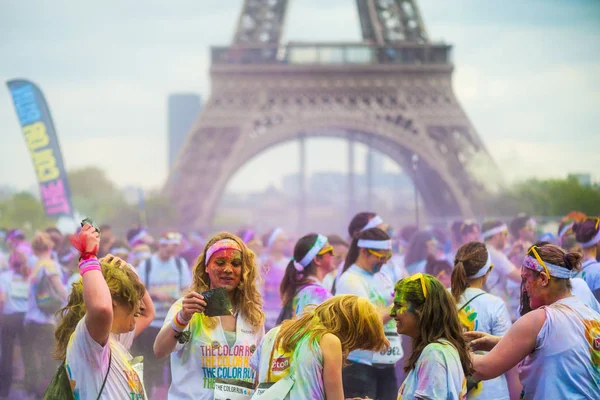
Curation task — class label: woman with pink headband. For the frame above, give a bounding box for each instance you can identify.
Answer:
[465,244,600,399]
[154,232,264,400]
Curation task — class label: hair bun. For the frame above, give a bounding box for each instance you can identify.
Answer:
[563,251,582,271]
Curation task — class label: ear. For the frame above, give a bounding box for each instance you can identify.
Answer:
[539,272,550,287]
[313,256,322,267]
[112,299,118,308]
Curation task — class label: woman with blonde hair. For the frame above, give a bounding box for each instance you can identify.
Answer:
[154,232,265,400]
[250,294,388,400]
[51,224,155,399]
[23,231,67,397]
[392,273,472,399]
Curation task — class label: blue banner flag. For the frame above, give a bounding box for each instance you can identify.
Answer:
[6,79,74,218]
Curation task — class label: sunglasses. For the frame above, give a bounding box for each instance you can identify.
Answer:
[318,244,336,257]
[367,248,392,262]
[408,273,428,298]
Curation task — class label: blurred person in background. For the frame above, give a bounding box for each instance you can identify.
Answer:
[108,239,131,262]
[572,217,600,300]
[277,233,335,323]
[507,214,537,265]
[24,232,67,398]
[321,234,349,291]
[237,227,263,257]
[97,223,115,257]
[447,220,480,263]
[425,256,452,288]
[0,247,31,399]
[44,226,64,264]
[260,227,289,330]
[335,227,399,400]
[135,231,191,396]
[179,231,205,266]
[403,230,437,276]
[481,220,522,321]
[126,227,154,268]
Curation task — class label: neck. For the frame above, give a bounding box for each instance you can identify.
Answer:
[543,286,572,305]
[37,251,51,260]
[467,276,485,290]
[584,247,597,261]
[158,253,170,262]
[312,267,326,283]
[355,257,373,274]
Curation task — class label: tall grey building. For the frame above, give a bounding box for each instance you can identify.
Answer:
[168,94,201,169]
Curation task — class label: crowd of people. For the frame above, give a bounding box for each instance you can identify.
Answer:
[0,210,598,399]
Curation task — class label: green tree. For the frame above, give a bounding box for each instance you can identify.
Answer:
[0,192,53,234]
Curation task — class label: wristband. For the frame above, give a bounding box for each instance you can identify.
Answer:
[80,252,97,261]
[171,310,191,333]
[79,258,102,276]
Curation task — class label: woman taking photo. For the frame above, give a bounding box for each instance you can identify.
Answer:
[466,244,600,399]
[392,273,471,399]
[335,227,399,400]
[251,294,388,400]
[277,233,335,323]
[153,232,265,400]
[52,224,155,399]
[450,242,516,400]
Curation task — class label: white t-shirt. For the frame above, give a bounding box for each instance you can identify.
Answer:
[164,298,264,400]
[571,277,600,313]
[0,270,29,315]
[336,264,396,365]
[137,255,191,328]
[250,326,325,400]
[456,288,512,400]
[518,296,600,399]
[66,318,146,400]
[397,340,467,400]
[292,281,331,318]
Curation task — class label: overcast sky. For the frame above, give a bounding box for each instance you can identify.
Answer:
[1,0,599,194]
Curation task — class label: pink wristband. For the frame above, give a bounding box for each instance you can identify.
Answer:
[79,258,102,276]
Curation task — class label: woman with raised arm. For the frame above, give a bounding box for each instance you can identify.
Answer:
[465,244,600,399]
[450,242,518,400]
[52,224,155,399]
[251,294,388,400]
[392,273,472,399]
[277,233,335,323]
[153,232,264,400]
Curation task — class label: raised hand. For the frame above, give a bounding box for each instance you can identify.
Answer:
[180,291,208,321]
[464,331,501,352]
[70,223,100,257]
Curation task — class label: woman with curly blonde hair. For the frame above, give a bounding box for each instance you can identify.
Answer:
[50,224,155,399]
[154,232,265,400]
[250,294,388,400]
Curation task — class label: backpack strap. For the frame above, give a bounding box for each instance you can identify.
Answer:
[144,257,152,290]
[458,292,486,312]
[96,350,112,400]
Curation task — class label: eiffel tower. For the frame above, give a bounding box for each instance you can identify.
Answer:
[166,0,500,231]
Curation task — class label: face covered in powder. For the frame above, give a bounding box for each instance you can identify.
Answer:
[206,248,243,292]
[390,290,419,339]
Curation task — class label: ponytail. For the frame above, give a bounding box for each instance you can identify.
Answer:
[450,260,469,302]
[280,234,320,305]
[342,236,360,275]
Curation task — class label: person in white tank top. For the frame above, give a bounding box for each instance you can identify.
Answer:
[466,244,600,399]
[250,295,388,400]
[450,241,518,400]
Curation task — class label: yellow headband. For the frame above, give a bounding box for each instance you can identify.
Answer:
[408,273,428,298]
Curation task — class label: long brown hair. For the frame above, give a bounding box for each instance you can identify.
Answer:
[394,274,473,375]
[451,241,489,302]
[190,232,264,330]
[53,255,145,360]
[275,295,387,362]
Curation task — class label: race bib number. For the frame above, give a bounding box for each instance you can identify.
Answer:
[251,376,294,399]
[9,280,29,300]
[372,332,403,365]
[214,378,255,400]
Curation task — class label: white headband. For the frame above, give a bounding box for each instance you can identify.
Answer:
[582,229,600,249]
[266,228,282,249]
[129,230,148,246]
[362,215,384,231]
[558,222,574,239]
[159,238,181,246]
[468,250,493,279]
[357,239,392,250]
[294,234,328,271]
[482,224,508,240]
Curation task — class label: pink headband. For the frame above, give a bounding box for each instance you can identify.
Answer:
[206,239,242,262]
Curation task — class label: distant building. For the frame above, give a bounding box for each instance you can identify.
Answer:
[168,94,202,170]
[569,173,592,186]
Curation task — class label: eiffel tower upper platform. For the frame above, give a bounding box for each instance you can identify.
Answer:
[167,0,500,230]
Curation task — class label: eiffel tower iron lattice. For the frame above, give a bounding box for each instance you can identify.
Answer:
[166,0,501,230]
